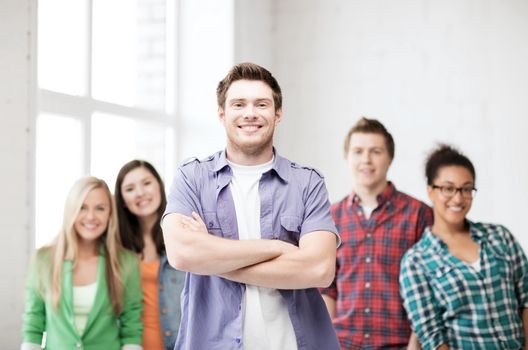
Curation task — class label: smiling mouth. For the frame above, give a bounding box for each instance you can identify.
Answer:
[448,206,464,212]
[82,223,99,230]
[136,199,151,207]
[238,125,261,132]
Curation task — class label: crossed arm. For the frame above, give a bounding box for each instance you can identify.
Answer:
[162,212,337,289]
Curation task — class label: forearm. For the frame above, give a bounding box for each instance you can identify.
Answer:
[221,231,336,289]
[321,294,336,318]
[523,308,528,349]
[163,214,286,275]
[177,235,286,275]
[407,332,421,350]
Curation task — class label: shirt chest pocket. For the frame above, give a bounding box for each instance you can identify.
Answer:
[487,243,513,279]
[431,265,473,312]
[204,212,223,237]
[279,215,302,244]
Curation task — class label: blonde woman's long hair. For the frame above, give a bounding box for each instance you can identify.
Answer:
[36,176,125,315]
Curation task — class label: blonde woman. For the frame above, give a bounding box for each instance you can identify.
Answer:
[21,176,143,350]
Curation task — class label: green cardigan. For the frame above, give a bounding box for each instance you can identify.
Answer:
[22,249,142,350]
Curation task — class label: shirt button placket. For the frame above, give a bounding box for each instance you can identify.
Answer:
[364,230,374,343]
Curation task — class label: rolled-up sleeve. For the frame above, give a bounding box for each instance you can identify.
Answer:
[300,171,340,246]
[502,225,528,307]
[163,164,202,220]
[399,252,447,350]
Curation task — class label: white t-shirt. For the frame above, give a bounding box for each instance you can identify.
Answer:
[466,249,482,272]
[361,205,376,219]
[73,281,97,335]
[228,158,298,350]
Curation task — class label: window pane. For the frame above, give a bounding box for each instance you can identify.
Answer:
[92,0,167,111]
[91,113,168,188]
[35,114,83,248]
[38,0,88,95]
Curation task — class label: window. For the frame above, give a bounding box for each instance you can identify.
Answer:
[36,0,177,247]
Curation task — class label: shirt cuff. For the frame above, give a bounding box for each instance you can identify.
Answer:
[20,343,42,350]
[122,345,142,350]
[420,333,447,350]
[319,287,337,300]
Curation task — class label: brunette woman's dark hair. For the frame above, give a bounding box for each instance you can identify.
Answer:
[114,160,167,256]
[425,144,476,185]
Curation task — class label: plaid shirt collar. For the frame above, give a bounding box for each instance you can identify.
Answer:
[348,181,396,208]
[421,220,487,254]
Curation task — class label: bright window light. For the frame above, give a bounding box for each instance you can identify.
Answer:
[91,113,168,188]
[38,0,88,95]
[35,114,83,248]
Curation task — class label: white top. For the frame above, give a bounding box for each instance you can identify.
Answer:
[228,157,298,350]
[73,282,97,335]
[361,205,375,219]
[468,258,481,272]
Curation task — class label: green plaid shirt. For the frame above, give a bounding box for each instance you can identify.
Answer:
[400,222,528,350]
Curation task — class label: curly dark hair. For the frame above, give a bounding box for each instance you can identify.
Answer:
[425,144,476,185]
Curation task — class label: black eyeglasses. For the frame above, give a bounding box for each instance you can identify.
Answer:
[431,185,477,199]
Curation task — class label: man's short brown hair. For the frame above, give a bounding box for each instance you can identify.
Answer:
[343,117,395,159]
[216,62,282,110]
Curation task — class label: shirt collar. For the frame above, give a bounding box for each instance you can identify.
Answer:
[423,220,484,253]
[212,147,289,182]
[271,149,290,183]
[212,149,229,173]
[349,181,396,207]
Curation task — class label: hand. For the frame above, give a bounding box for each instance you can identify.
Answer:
[174,212,208,235]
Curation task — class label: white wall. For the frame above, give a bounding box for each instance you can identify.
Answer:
[234,0,273,68]
[0,0,35,348]
[176,0,235,161]
[265,0,528,250]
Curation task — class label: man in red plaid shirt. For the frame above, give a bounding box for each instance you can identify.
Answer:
[321,117,433,349]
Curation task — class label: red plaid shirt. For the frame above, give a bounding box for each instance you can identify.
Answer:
[321,183,433,349]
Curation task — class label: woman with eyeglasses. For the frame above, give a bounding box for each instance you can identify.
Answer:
[399,145,528,350]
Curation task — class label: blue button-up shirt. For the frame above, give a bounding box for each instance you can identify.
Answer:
[164,149,340,350]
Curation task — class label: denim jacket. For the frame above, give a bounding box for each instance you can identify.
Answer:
[159,253,186,350]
